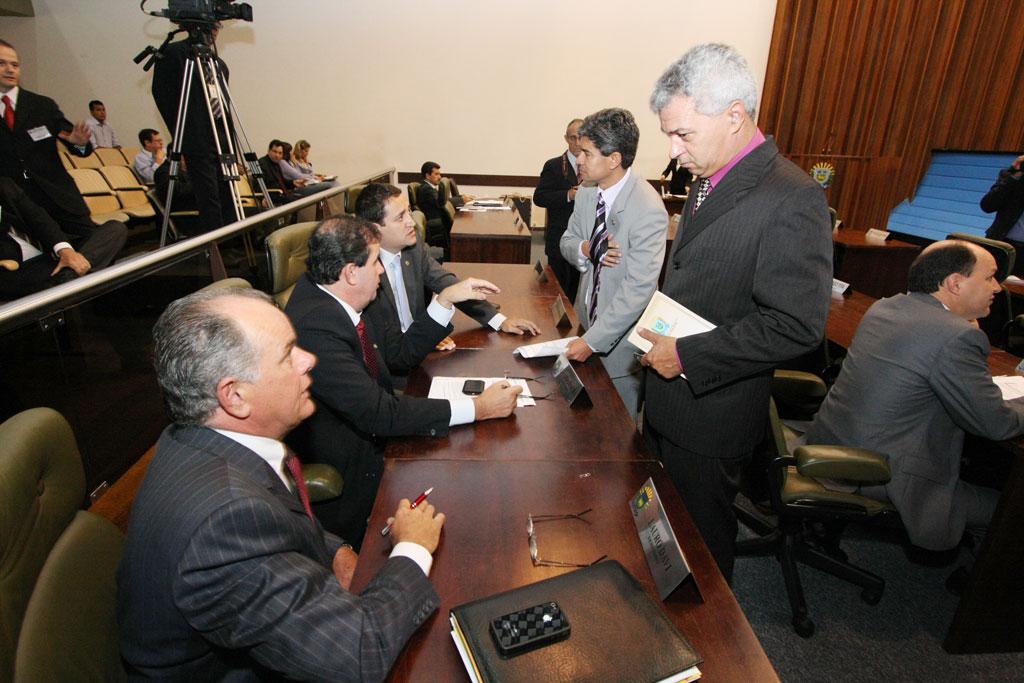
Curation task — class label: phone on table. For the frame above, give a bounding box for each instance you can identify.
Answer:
[490,601,570,657]
[462,379,485,395]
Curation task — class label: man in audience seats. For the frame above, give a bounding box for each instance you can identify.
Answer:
[639,44,833,582]
[118,286,445,680]
[534,117,584,301]
[0,40,120,242]
[152,23,236,232]
[84,99,119,148]
[559,107,667,415]
[284,216,522,546]
[259,139,302,203]
[356,182,539,355]
[415,161,454,245]
[806,240,1024,551]
[133,128,165,184]
[0,176,124,298]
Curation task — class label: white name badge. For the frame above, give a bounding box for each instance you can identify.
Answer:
[27,125,52,142]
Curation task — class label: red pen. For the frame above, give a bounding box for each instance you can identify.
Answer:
[380,486,434,537]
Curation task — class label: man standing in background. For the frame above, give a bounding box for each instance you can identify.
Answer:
[534,118,584,301]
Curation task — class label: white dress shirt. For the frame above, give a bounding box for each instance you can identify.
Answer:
[85,115,119,147]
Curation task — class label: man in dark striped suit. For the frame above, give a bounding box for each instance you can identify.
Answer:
[118,287,444,681]
[640,44,833,582]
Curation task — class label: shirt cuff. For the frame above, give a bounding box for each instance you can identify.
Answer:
[575,242,588,270]
[390,541,433,576]
[52,242,73,257]
[448,397,475,426]
[427,295,456,326]
[487,313,506,330]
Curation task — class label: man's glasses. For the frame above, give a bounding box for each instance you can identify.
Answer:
[527,508,607,568]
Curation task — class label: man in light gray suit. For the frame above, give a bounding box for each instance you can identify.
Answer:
[806,240,1024,551]
[118,287,446,680]
[640,44,833,581]
[559,107,667,414]
[357,182,539,354]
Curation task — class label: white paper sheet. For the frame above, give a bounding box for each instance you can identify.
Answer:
[993,375,1024,401]
[513,336,579,358]
[428,377,535,406]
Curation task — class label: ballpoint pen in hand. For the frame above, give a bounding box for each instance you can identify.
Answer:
[381,486,434,537]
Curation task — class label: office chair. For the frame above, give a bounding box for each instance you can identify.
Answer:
[735,399,896,637]
[407,181,421,211]
[264,220,319,308]
[1,408,126,681]
[412,209,446,262]
[344,184,366,215]
[947,232,1016,347]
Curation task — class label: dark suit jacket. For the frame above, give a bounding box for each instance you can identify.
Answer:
[117,424,439,681]
[805,293,1024,549]
[285,274,452,541]
[151,39,230,153]
[0,88,92,218]
[981,166,1024,241]
[645,137,833,458]
[0,176,68,262]
[259,154,294,196]
[533,152,578,259]
[416,181,451,229]
[363,237,498,335]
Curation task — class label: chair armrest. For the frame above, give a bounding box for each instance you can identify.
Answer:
[771,369,828,402]
[304,464,343,503]
[793,444,891,483]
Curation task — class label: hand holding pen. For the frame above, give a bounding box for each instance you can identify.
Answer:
[382,486,434,536]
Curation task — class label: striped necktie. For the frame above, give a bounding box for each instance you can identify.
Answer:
[283,450,316,523]
[693,177,711,211]
[587,193,608,325]
[356,319,380,380]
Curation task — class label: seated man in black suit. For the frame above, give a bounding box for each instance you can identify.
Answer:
[119,286,446,680]
[258,138,303,204]
[415,161,454,251]
[0,39,122,241]
[356,182,539,355]
[0,177,124,299]
[285,216,522,546]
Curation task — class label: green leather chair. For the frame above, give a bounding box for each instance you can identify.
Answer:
[344,183,367,216]
[412,209,445,263]
[948,232,1016,346]
[736,400,896,638]
[1,408,126,682]
[265,220,319,308]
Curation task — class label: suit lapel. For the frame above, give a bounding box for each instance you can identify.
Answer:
[671,139,779,260]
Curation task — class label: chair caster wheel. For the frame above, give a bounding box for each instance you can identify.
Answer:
[861,587,882,605]
[792,616,815,638]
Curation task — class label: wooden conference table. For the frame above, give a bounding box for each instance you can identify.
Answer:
[825,287,1024,654]
[350,263,778,681]
[450,205,532,264]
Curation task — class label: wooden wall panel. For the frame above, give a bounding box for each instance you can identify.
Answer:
[761,0,1024,233]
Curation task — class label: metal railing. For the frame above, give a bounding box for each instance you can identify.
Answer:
[0,167,394,336]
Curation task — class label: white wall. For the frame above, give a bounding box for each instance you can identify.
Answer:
[1,0,776,183]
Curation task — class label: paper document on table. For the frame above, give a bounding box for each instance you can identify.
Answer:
[627,291,716,353]
[513,336,579,358]
[993,375,1024,401]
[428,377,534,406]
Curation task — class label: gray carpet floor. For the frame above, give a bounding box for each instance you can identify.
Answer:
[732,519,1024,682]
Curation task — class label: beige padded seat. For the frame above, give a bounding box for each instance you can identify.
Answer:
[69,168,129,224]
[265,221,319,307]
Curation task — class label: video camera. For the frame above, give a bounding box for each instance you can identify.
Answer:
[149,0,252,25]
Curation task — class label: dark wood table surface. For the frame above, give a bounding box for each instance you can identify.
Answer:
[358,262,777,678]
[833,229,920,299]
[450,209,532,264]
[350,458,779,682]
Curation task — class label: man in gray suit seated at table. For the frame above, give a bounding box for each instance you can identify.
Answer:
[356,182,539,352]
[559,107,668,415]
[118,287,445,680]
[805,239,1024,551]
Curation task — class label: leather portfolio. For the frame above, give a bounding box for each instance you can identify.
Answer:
[450,560,702,682]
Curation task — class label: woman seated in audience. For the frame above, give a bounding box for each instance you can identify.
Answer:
[291,139,324,179]
[278,140,335,197]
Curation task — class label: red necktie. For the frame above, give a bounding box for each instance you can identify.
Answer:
[284,450,316,523]
[356,319,379,380]
[2,95,13,131]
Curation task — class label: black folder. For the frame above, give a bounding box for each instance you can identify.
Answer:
[450,560,702,682]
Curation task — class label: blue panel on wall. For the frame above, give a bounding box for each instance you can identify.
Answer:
[886,151,1016,239]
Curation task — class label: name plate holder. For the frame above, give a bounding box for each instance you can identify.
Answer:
[534,259,549,283]
[864,228,890,243]
[630,477,699,601]
[552,352,591,408]
[831,277,852,296]
[550,295,571,328]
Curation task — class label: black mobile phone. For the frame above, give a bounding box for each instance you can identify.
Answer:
[489,601,570,657]
[462,379,485,395]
